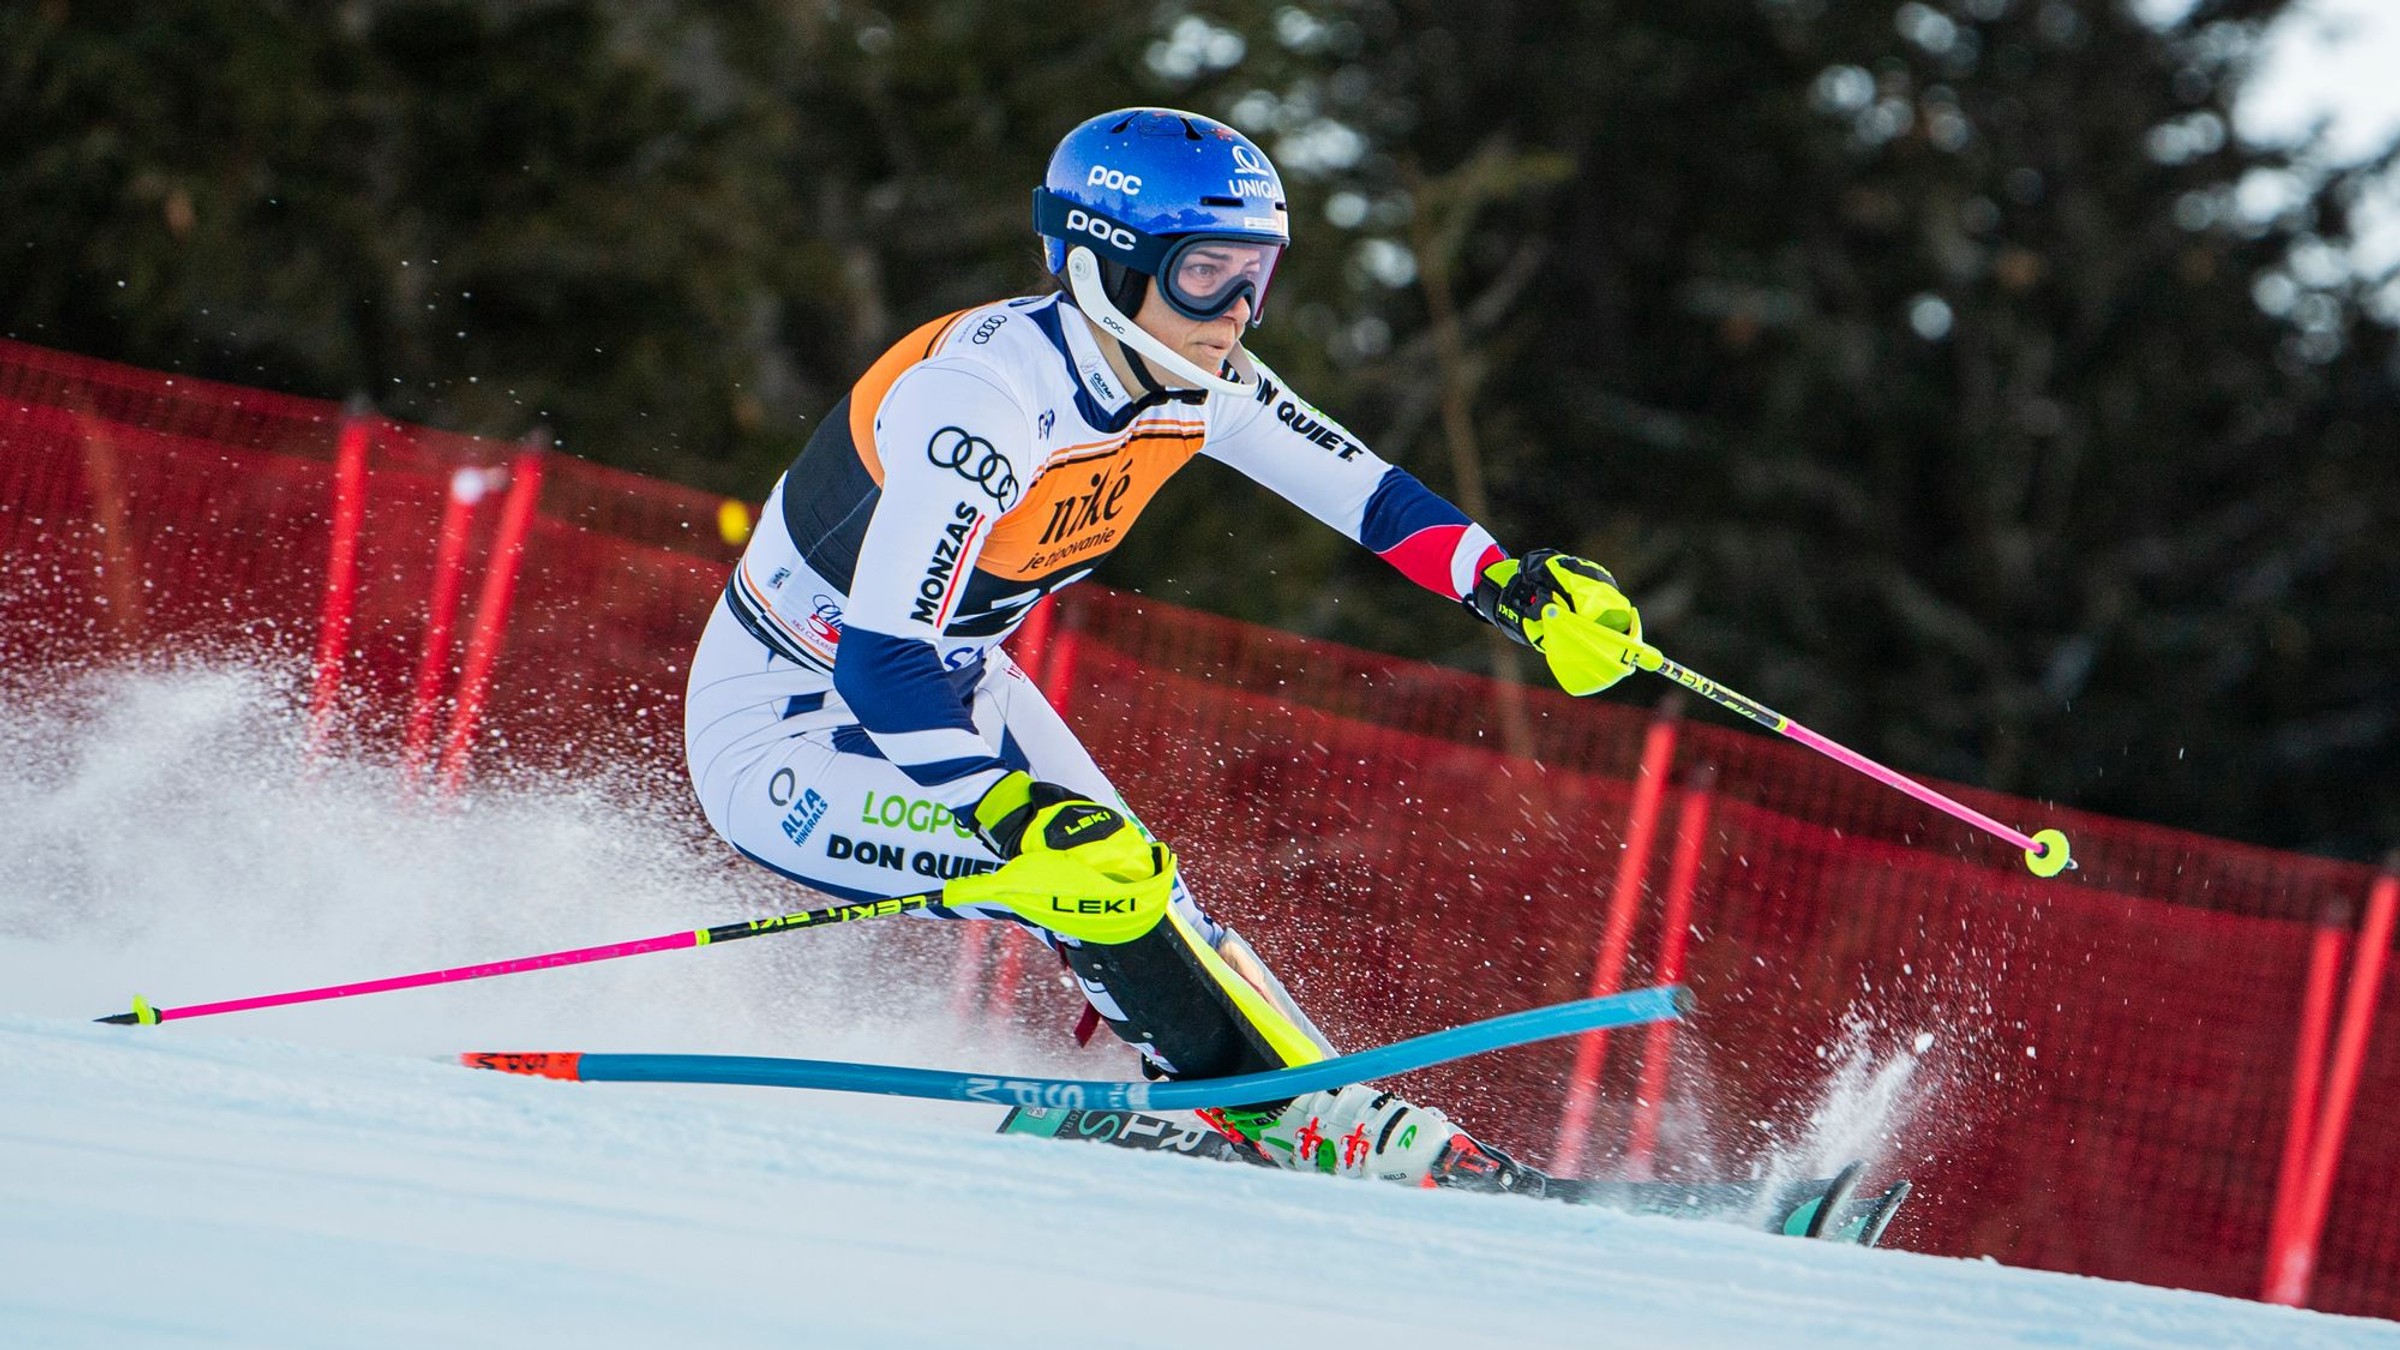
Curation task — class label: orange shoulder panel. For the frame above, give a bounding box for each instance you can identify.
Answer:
[846,308,978,484]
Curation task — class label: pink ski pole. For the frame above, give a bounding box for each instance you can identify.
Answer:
[97,890,941,1026]
[1600,634,2073,877]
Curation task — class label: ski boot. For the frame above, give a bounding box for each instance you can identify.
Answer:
[1198,1084,1463,1183]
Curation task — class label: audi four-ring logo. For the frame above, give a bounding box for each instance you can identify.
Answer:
[926,426,1018,508]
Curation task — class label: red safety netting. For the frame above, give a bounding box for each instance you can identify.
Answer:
[2,337,2393,1319]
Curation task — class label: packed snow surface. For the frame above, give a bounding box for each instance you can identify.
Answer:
[4,664,2394,1347]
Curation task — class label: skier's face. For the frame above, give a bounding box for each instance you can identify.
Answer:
[1132,281,1250,379]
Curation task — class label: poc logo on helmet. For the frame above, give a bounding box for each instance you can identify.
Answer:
[1064,209,1137,252]
[1085,165,1142,196]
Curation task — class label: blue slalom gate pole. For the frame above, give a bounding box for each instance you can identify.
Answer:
[463,984,1691,1111]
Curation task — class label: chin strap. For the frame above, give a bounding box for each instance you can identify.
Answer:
[1113,338,1207,407]
[1065,246,1251,399]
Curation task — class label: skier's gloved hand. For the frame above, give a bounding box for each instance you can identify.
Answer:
[954,771,1173,943]
[1471,549,1646,696]
[965,770,1077,860]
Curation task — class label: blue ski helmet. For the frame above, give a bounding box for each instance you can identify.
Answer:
[1035,108,1290,327]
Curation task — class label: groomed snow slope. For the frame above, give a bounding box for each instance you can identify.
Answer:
[4,1015,2394,1349]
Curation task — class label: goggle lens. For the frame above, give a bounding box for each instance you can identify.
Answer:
[1161,238,1282,324]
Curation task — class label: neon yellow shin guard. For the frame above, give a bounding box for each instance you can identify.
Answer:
[1161,910,1327,1071]
[1053,908,1328,1081]
[943,846,1324,1080]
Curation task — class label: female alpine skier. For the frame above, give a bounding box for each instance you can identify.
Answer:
[684,107,1644,1187]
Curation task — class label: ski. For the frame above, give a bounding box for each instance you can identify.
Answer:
[1543,1156,1911,1247]
[463,984,1687,1109]
[998,1104,1273,1167]
[1780,1159,1865,1238]
[1838,1176,1914,1247]
[1498,1155,1912,1247]
[998,1105,1910,1246]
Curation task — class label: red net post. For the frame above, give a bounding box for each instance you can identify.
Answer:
[1623,762,1717,1178]
[988,926,1030,1022]
[2261,899,2350,1296]
[946,923,996,1025]
[1550,693,1681,1177]
[400,466,496,783]
[75,409,146,649]
[2267,861,2400,1306]
[1007,594,1058,698]
[1041,595,1083,713]
[435,439,548,797]
[304,401,374,759]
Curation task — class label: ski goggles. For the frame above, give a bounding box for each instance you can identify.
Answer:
[1035,189,1287,326]
[1156,236,1282,325]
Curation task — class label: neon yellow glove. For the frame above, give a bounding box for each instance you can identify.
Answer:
[1471,549,1644,695]
[945,771,1173,944]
